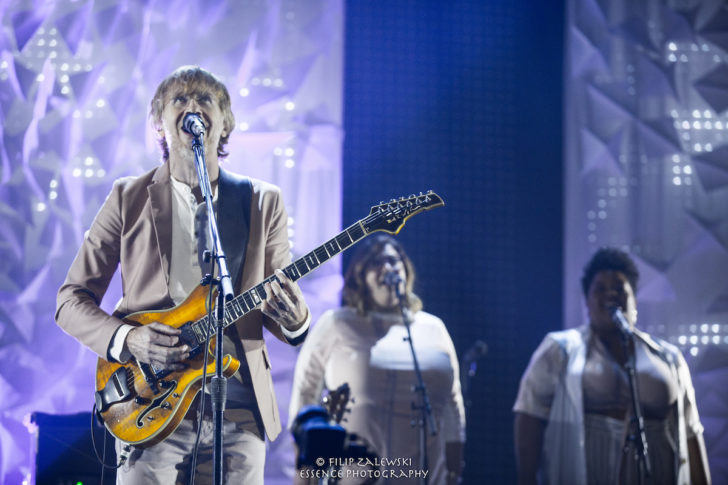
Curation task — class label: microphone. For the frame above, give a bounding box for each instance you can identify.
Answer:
[463,340,488,363]
[383,271,402,287]
[182,113,206,137]
[461,339,487,408]
[609,306,632,337]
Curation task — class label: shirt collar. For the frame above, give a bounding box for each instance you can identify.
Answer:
[170,175,218,201]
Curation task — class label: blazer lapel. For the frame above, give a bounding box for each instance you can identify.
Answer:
[148,163,173,286]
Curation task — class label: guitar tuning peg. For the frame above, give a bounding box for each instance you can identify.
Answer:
[379,201,384,205]
[389,198,396,203]
[419,191,423,196]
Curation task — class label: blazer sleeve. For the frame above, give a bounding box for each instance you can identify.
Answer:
[55,179,126,359]
[259,185,309,345]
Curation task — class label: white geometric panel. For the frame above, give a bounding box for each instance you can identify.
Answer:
[0,2,343,483]
[566,0,728,480]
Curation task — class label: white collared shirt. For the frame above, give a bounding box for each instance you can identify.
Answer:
[168,175,212,305]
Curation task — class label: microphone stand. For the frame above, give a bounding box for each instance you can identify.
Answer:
[614,313,651,485]
[191,132,234,485]
[389,277,436,485]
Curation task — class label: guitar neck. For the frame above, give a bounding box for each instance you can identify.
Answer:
[282,220,368,283]
[201,220,368,334]
[183,191,443,341]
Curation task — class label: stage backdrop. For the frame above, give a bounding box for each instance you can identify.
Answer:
[566,0,728,480]
[0,1,342,483]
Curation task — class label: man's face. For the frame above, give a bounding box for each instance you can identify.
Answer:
[159,82,228,166]
[586,270,637,335]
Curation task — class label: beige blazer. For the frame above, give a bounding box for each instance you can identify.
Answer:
[56,162,299,441]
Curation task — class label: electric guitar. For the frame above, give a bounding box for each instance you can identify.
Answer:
[94,192,444,446]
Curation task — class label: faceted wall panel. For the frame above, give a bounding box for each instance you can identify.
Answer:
[566,0,728,480]
[0,1,342,483]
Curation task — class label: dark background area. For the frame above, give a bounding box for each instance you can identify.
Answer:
[342,1,564,482]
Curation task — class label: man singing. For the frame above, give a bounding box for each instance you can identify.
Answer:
[56,65,310,483]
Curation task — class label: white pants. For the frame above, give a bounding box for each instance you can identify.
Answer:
[116,408,265,485]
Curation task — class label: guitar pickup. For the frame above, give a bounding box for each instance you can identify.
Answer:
[95,367,132,413]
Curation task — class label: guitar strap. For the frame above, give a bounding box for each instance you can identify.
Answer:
[217,170,260,406]
[218,169,253,290]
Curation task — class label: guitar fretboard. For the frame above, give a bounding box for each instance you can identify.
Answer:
[179,190,443,346]
[186,221,367,344]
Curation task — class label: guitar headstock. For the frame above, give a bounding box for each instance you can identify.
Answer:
[362,191,444,235]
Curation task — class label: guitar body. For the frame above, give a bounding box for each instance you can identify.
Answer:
[95,284,240,447]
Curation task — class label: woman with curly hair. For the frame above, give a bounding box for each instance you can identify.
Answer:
[289,234,466,484]
[514,247,710,485]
